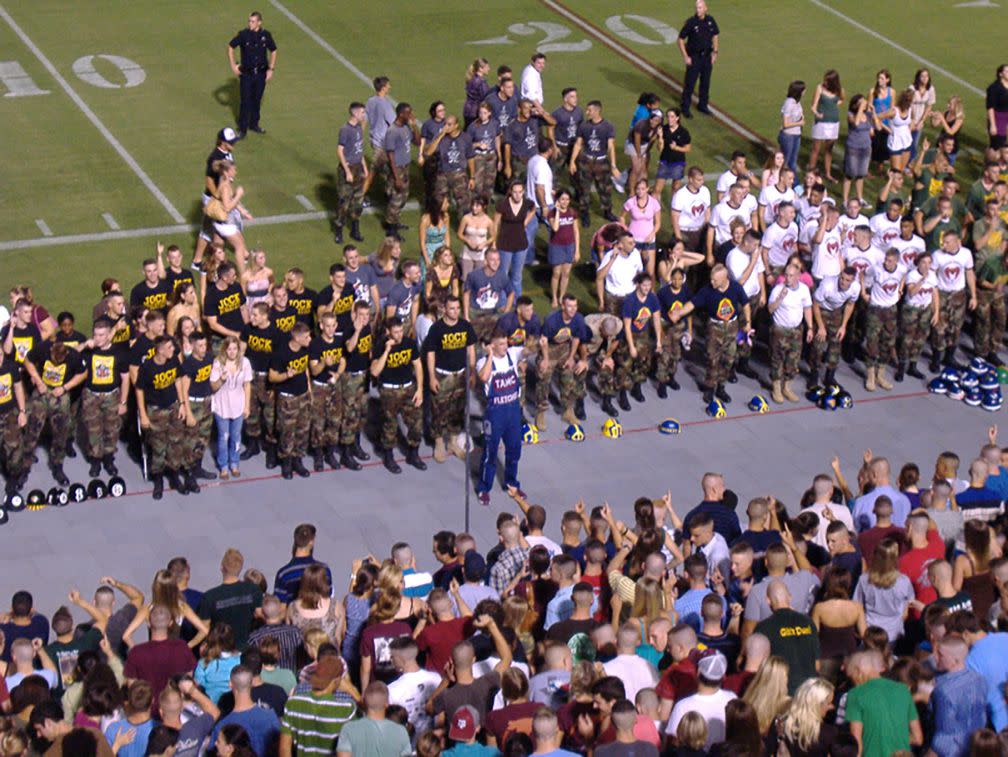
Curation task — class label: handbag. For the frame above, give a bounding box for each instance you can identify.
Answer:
[204,197,228,222]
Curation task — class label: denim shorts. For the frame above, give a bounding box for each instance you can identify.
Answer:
[656,160,686,181]
[548,243,576,266]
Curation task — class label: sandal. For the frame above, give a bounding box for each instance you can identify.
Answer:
[219,470,230,480]
[230,468,241,478]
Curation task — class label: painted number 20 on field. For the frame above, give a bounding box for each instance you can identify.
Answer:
[469,15,678,52]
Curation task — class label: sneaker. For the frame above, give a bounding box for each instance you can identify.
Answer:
[613,173,627,194]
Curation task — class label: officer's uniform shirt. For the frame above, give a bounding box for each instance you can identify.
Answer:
[814,276,861,312]
[690,283,748,322]
[378,339,418,385]
[621,292,661,335]
[541,311,590,346]
[658,284,693,324]
[137,357,181,408]
[82,346,126,393]
[130,280,171,315]
[678,12,720,55]
[338,123,365,167]
[270,341,309,396]
[182,354,214,399]
[345,327,373,374]
[241,323,276,374]
[869,264,906,308]
[769,283,813,329]
[423,320,477,371]
[269,305,297,336]
[932,246,974,293]
[229,27,277,72]
[287,288,317,329]
[28,343,82,394]
[309,334,344,384]
[1,322,42,365]
[205,283,247,334]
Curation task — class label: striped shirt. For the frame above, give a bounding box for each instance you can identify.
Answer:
[281,691,357,755]
[274,557,333,604]
[247,623,304,673]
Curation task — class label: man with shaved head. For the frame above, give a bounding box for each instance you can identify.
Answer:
[247,594,304,673]
[682,472,741,544]
[123,605,196,704]
[530,643,573,710]
[929,635,987,757]
[723,632,769,695]
[753,580,819,694]
[430,615,512,726]
[851,455,912,531]
[602,624,659,701]
[956,457,1006,522]
[845,649,922,756]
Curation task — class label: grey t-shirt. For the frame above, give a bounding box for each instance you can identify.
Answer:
[366,94,396,148]
[345,264,378,305]
[577,119,615,159]
[552,105,584,147]
[780,97,803,136]
[386,281,421,320]
[339,122,365,165]
[744,570,821,622]
[106,604,138,659]
[485,92,518,130]
[384,123,413,167]
[529,669,571,710]
[853,573,915,641]
[505,117,541,160]
[595,741,660,757]
[421,118,444,144]
[437,133,473,173]
[467,119,500,153]
[465,268,513,313]
[175,712,215,757]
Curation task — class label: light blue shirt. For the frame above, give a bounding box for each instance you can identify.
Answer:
[966,632,1008,731]
[543,585,599,630]
[105,719,155,757]
[851,485,911,532]
[985,466,1008,500]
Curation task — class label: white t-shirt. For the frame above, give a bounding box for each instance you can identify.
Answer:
[388,668,442,736]
[710,198,754,245]
[526,534,563,558]
[666,689,737,748]
[892,234,927,270]
[0,306,9,333]
[761,220,800,268]
[904,268,939,308]
[602,655,659,702]
[869,263,905,308]
[599,249,643,297]
[726,247,765,299]
[520,64,543,104]
[716,169,744,196]
[845,244,884,287]
[795,196,824,227]
[814,275,861,311]
[758,184,796,225]
[869,212,902,250]
[810,222,844,279]
[476,348,525,396]
[932,247,974,292]
[671,186,712,231]
[837,213,870,250]
[805,502,856,548]
[769,282,812,328]
[526,155,553,210]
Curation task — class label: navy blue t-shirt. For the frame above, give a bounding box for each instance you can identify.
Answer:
[657,284,693,323]
[690,281,748,322]
[542,310,590,345]
[620,291,661,334]
[497,311,542,347]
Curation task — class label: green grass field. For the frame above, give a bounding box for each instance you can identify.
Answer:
[0,0,1002,320]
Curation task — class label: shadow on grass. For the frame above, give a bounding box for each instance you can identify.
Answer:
[315,173,340,240]
[213,79,240,124]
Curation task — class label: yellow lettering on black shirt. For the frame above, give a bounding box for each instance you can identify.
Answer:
[287,354,309,375]
[151,366,178,391]
[386,348,412,368]
[778,624,814,638]
[0,374,11,404]
[274,314,296,333]
[217,292,242,315]
[334,294,354,316]
[91,355,116,385]
[247,334,273,354]
[194,363,213,384]
[441,331,468,350]
[143,292,168,311]
[357,334,372,355]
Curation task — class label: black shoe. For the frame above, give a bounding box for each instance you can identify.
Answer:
[65,440,76,459]
[350,221,364,242]
[907,362,925,379]
[324,445,341,470]
[281,459,293,480]
[618,390,631,411]
[736,358,758,379]
[928,351,942,373]
[988,352,1005,368]
[240,437,260,460]
[50,464,69,487]
[333,225,344,244]
[894,362,906,382]
[250,125,266,134]
[183,469,200,494]
[630,384,645,402]
[726,367,738,384]
[943,347,965,371]
[405,446,427,471]
[351,439,371,461]
[194,465,217,480]
[89,459,102,477]
[715,385,731,404]
[152,474,164,500]
[823,369,836,388]
[384,224,403,241]
[667,376,681,391]
[702,388,714,404]
[806,370,820,391]
[656,383,668,399]
[395,223,410,231]
[382,449,402,474]
[102,454,118,476]
[236,130,247,141]
[574,398,586,420]
[291,458,311,478]
[580,212,591,228]
[166,469,187,495]
[340,446,362,471]
[313,450,325,472]
[265,443,279,469]
[682,109,693,119]
[601,396,619,416]
[697,106,712,115]
[603,211,619,223]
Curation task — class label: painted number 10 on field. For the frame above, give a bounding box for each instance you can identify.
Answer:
[0,54,145,97]
[469,15,678,52]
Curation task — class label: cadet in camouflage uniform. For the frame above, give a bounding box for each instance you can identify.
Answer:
[372,317,427,474]
[423,296,477,463]
[570,100,619,226]
[339,301,374,470]
[594,316,622,417]
[383,102,420,238]
[0,353,28,496]
[503,99,554,187]
[240,302,278,467]
[180,332,216,489]
[767,264,814,404]
[863,249,905,391]
[427,114,474,214]
[137,336,188,499]
[334,101,368,244]
[897,252,939,380]
[268,322,313,480]
[974,248,1008,366]
[655,268,692,398]
[616,273,663,409]
[80,317,130,479]
[536,295,591,429]
[467,101,500,202]
[929,230,977,371]
[810,267,860,388]
[22,340,85,486]
[308,312,345,472]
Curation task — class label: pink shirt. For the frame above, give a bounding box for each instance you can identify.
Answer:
[623,195,661,242]
[210,357,252,419]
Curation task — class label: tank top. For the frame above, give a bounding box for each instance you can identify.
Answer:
[816,92,840,124]
[817,621,859,659]
[873,88,893,127]
[425,222,447,255]
[290,599,342,645]
[342,593,371,661]
[963,554,996,620]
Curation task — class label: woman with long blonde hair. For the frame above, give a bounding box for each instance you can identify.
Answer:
[120,569,209,649]
[209,335,251,479]
[778,677,837,756]
[359,570,412,688]
[854,537,914,641]
[741,655,791,736]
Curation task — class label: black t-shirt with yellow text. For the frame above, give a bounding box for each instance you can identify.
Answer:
[345,326,373,374]
[205,283,247,333]
[182,354,214,398]
[137,357,181,408]
[269,341,309,395]
[309,334,344,383]
[269,305,298,335]
[240,323,276,373]
[1,322,42,365]
[82,347,127,393]
[287,287,318,328]
[165,267,195,295]
[377,339,418,384]
[0,358,21,412]
[316,283,355,329]
[130,279,171,314]
[423,319,477,372]
[129,334,157,368]
[27,342,83,393]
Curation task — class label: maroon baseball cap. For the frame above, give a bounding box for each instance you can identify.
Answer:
[448,705,479,741]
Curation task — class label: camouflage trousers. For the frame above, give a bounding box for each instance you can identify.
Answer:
[595,350,617,397]
[472,151,497,202]
[470,312,499,345]
[736,294,760,361]
[339,373,369,445]
[864,305,898,368]
[576,156,613,216]
[536,343,586,411]
[310,379,343,449]
[899,305,933,363]
[434,171,471,215]
[431,370,466,437]
[277,392,311,459]
[1,408,25,479]
[183,400,213,468]
[508,156,529,188]
[379,383,423,449]
[335,163,366,226]
[550,145,574,191]
[384,163,410,227]
[974,289,1007,357]
[371,147,389,182]
[705,319,738,387]
[146,403,186,475]
[809,307,845,373]
[616,330,656,389]
[245,374,276,444]
[656,321,685,383]
[81,389,121,460]
[602,292,624,317]
[770,324,802,381]
[25,393,72,467]
[931,289,968,352]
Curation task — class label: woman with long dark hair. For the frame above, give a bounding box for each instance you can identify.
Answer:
[463,58,490,128]
[808,69,844,181]
[778,80,806,177]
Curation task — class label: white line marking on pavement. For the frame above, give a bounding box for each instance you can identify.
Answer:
[0,202,421,252]
[807,0,984,98]
[538,0,769,147]
[0,4,186,222]
[101,213,120,230]
[268,0,371,87]
[34,219,52,237]
[295,194,316,211]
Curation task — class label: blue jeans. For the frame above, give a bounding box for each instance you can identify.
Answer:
[215,414,243,471]
[478,401,522,494]
[524,212,541,268]
[778,131,801,178]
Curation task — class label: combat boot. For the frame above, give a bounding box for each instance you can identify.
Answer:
[405,446,427,471]
[382,448,402,474]
[771,380,785,404]
[340,445,362,470]
[864,366,877,391]
[877,366,893,390]
[782,381,799,402]
[433,438,448,463]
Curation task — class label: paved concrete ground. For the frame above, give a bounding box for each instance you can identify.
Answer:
[3,355,995,618]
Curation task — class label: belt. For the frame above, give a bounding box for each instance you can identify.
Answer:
[84,388,117,396]
[241,66,267,75]
[347,370,366,377]
[382,381,414,389]
[709,316,738,324]
[312,379,334,387]
[278,391,306,398]
[253,370,268,377]
[435,367,465,375]
[188,396,209,403]
[585,155,609,162]
[474,148,494,155]
[441,169,466,175]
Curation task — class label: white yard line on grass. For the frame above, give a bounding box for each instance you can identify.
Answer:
[267,0,372,87]
[101,213,120,230]
[807,0,984,98]
[34,219,52,237]
[0,5,186,223]
[295,194,316,210]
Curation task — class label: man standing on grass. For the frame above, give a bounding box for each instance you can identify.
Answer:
[228,11,277,139]
[335,102,369,245]
[678,0,719,118]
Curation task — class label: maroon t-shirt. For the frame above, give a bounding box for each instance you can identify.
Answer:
[856,525,906,564]
[123,638,196,704]
[359,621,412,683]
[417,617,467,674]
[485,700,540,744]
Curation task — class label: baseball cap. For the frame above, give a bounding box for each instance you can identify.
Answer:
[310,657,345,690]
[449,705,479,741]
[218,127,238,144]
[463,550,486,581]
[697,650,728,681]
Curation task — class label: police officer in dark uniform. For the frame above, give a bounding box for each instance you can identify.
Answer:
[678,0,719,118]
[228,11,278,139]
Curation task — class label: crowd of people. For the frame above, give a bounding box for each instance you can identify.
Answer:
[1,433,1008,756]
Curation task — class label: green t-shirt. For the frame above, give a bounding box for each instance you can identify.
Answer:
[282,692,357,754]
[968,179,997,221]
[911,167,939,210]
[920,195,967,226]
[753,608,820,694]
[337,717,412,757]
[261,666,298,693]
[974,218,1007,269]
[44,626,103,691]
[845,677,917,757]
[924,216,962,252]
[196,581,263,648]
[979,254,1008,288]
